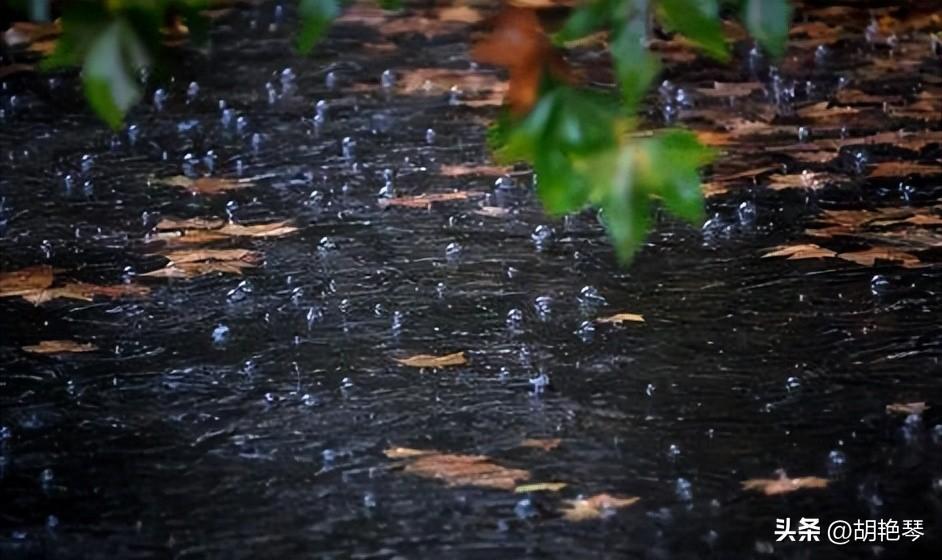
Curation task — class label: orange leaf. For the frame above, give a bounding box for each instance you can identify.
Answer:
[0,265,54,297]
[560,493,640,521]
[22,340,97,354]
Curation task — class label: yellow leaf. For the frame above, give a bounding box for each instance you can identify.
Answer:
[596,312,645,324]
[22,340,97,354]
[389,449,530,490]
[0,265,54,297]
[742,473,829,496]
[394,351,467,368]
[560,493,640,522]
[886,402,929,415]
[515,482,567,493]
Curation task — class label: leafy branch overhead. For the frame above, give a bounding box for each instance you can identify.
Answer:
[14,0,792,263]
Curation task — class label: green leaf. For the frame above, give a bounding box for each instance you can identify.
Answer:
[554,0,614,44]
[641,130,713,224]
[742,0,791,58]
[82,20,148,129]
[658,0,729,61]
[377,0,402,10]
[534,150,589,214]
[610,19,661,111]
[586,146,652,262]
[297,0,340,53]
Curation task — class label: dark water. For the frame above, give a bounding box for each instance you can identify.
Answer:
[2,2,941,559]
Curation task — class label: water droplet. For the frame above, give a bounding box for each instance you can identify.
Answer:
[251,132,262,152]
[785,376,801,391]
[578,285,606,307]
[80,154,94,174]
[445,242,462,260]
[506,308,523,330]
[575,320,595,342]
[828,449,847,467]
[737,201,757,225]
[534,295,552,320]
[531,225,554,251]
[645,383,655,397]
[226,280,253,302]
[899,181,915,203]
[342,136,356,159]
[127,124,140,145]
[40,468,54,485]
[186,81,199,103]
[325,71,337,89]
[529,371,549,393]
[425,128,436,144]
[380,69,395,89]
[798,126,810,142]
[212,324,230,345]
[514,498,536,519]
[870,274,890,296]
[391,310,403,332]
[675,478,693,501]
[363,493,377,509]
[494,175,514,190]
[153,88,168,111]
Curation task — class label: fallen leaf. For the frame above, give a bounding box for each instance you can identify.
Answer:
[22,340,97,354]
[394,351,467,368]
[437,5,484,24]
[742,472,830,496]
[789,151,836,164]
[216,221,299,238]
[474,206,512,218]
[560,493,640,522]
[146,229,231,246]
[379,192,482,208]
[596,312,645,324]
[440,164,512,177]
[767,172,836,191]
[520,438,562,451]
[20,282,150,305]
[159,176,255,195]
[0,265,54,297]
[388,449,530,490]
[143,249,264,278]
[837,247,924,268]
[696,81,764,98]
[796,101,859,121]
[515,482,567,493]
[762,244,837,260]
[868,161,942,178]
[835,88,900,105]
[155,217,226,231]
[384,447,436,459]
[886,402,929,415]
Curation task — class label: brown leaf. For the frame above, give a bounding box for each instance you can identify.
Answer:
[520,438,562,451]
[20,282,150,305]
[388,448,530,490]
[216,221,298,238]
[596,312,645,324]
[796,101,859,121]
[835,88,900,105]
[0,265,54,297]
[742,473,830,496]
[868,161,942,178]
[160,176,255,195]
[474,206,512,218]
[155,217,226,231]
[886,402,929,415]
[143,249,264,278]
[146,229,231,247]
[837,247,924,268]
[515,482,567,493]
[394,351,467,368]
[767,172,836,191]
[384,447,436,459]
[560,493,640,522]
[22,340,97,354]
[472,7,573,115]
[437,5,484,24]
[696,81,763,98]
[379,192,482,208]
[762,244,837,260]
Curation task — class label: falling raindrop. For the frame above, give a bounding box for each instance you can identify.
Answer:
[153,88,168,111]
[531,225,554,251]
[506,308,523,330]
[445,242,462,260]
[786,376,801,391]
[186,81,199,103]
[870,275,890,296]
[576,320,595,342]
[127,124,140,145]
[425,128,436,144]
[529,371,549,393]
[342,136,356,159]
[798,126,810,142]
[380,69,395,89]
[325,71,337,89]
[212,324,230,345]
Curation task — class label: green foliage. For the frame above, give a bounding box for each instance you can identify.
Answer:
[489,0,789,261]
[297,0,341,53]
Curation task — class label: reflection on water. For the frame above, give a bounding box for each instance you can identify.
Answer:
[1,1,941,558]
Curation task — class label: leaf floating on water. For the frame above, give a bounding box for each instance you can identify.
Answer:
[379,192,482,209]
[519,438,562,451]
[868,161,942,178]
[386,447,530,490]
[762,244,837,260]
[696,81,764,98]
[596,312,645,324]
[22,340,98,354]
[16,282,150,305]
[159,175,255,195]
[515,482,567,493]
[474,206,512,218]
[796,101,859,121]
[0,265,55,297]
[394,351,467,368]
[155,217,226,231]
[742,472,830,496]
[439,164,512,177]
[886,402,929,415]
[767,172,836,191]
[143,249,264,279]
[560,493,640,522]
[837,247,924,268]
[216,221,299,238]
[384,447,437,459]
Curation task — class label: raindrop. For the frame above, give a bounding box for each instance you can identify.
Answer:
[153,88,168,111]
[668,444,681,459]
[315,99,328,121]
[236,116,249,134]
[226,280,253,302]
[529,371,549,393]
[212,324,230,345]
[221,108,235,128]
[380,69,395,89]
[306,306,323,329]
[186,81,199,103]
[675,478,693,501]
[127,124,140,145]
[737,201,757,225]
[251,132,262,152]
[870,274,890,296]
[391,310,403,332]
[578,285,606,307]
[448,85,462,105]
[899,181,915,203]
[534,295,552,319]
[798,126,810,142]
[445,242,462,260]
[814,45,829,65]
[514,498,536,519]
[494,175,514,190]
[425,128,436,144]
[575,320,595,342]
[785,376,801,391]
[828,449,847,467]
[363,493,377,509]
[40,468,54,486]
[342,136,356,159]
[531,225,554,251]
[80,154,94,173]
[645,383,655,397]
[325,71,337,89]
[506,308,523,330]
